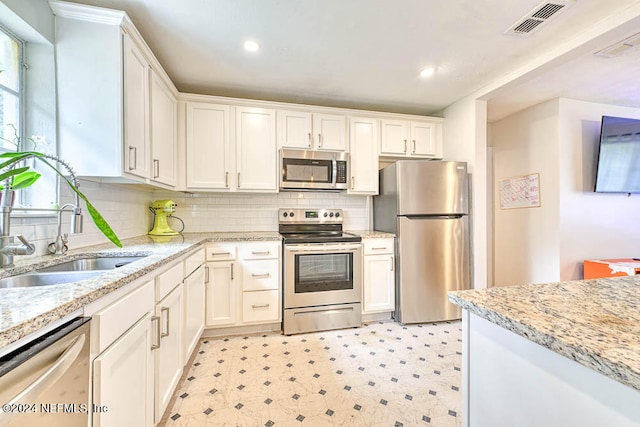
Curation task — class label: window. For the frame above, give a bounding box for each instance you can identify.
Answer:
[0,26,23,152]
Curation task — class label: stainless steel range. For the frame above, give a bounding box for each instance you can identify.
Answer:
[280,208,362,335]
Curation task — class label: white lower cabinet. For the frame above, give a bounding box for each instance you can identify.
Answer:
[362,238,396,314]
[205,260,237,326]
[183,250,205,362]
[154,282,184,423]
[90,279,155,427]
[205,241,281,329]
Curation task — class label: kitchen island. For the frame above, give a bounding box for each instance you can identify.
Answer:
[449,277,640,427]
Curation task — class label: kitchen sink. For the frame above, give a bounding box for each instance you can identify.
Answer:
[0,271,104,289]
[37,256,147,273]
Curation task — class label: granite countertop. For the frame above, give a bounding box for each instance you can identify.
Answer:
[0,232,281,351]
[349,230,396,239]
[449,276,640,392]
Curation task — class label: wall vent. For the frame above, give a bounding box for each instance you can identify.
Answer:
[506,1,575,37]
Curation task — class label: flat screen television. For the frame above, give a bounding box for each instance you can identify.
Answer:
[594,115,640,193]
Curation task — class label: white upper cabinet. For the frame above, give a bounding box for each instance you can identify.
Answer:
[277,111,347,151]
[348,117,379,195]
[236,107,278,191]
[276,110,313,149]
[52,2,178,188]
[150,69,177,187]
[123,34,151,179]
[185,102,232,190]
[380,118,443,158]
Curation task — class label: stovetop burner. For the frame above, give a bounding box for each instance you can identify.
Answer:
[278,208,362,244]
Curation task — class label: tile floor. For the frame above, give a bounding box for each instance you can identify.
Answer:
[161,320,462,426]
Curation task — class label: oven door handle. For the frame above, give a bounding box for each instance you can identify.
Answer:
[286,243,361,253]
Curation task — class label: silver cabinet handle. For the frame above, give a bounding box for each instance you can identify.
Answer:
[318,133,322,147]
[403,139,407,153]
[153,159,160,178]
[128,146,137,170]
[161,307,170,338]
[371,247,388,251]
[3,332,85,417]
[351,176,355,190]
[211,251,231,256]
[231,263,234,280]
[252,304,270,309]
[308,132,312,148]
[237,172,240,188]
[205,266,210,284]
[412,140,416,154]
[390,256,394,271]
[251,273,271,278]
[151,315,161,350]
[251,251,270,255]
[225,171,229,188]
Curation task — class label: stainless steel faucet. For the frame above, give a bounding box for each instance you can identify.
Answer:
[48,203,83,255]
[0,153,84,266]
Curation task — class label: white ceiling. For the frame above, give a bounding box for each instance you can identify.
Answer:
[63,0,640,120]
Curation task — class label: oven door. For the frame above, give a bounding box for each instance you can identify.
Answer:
[284,243,362,309]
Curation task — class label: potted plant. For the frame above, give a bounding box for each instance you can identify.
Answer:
[0,150,122,248]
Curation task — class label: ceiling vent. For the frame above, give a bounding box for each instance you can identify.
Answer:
[506,0,575,37]
[595,32,640,58]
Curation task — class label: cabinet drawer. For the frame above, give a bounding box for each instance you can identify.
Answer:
[239,243,280,260]
[363,238,394,255]
[242,259,279,291]
[206,244,237,261]
[92,280,154,354]
[156,261,183,301]
[242,290,279,323]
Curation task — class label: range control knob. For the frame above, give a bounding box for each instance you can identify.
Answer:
[289,211,295,217]
[283,212,288,217]
[323,212,328,217]
[335,212,340,218]
[329,212,334,217]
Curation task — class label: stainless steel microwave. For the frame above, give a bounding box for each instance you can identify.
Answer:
[280,149,349,191]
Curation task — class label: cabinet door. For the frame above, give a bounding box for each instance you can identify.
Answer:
[380,119,409,156]
[363,254,395,313]
[150,69,177,187]
[205,261,237,326]
[410,121,436,157]
[313,113,347,151]
[123,33,150,179]
[155,285,183,423]
[93,313,154,427]
[186,102,232,190]
[183,265,205,362]
[236,107,277,191]
[277,110,313,149]
[348,117,379,195]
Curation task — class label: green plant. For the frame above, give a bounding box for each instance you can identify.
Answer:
[0,151,122,248]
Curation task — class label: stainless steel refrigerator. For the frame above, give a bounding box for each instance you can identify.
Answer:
[373,160,471,323]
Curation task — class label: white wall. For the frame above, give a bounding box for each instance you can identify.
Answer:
[558,99,640,280]
[444,96,488,289]
[490,98,640,284]
[490,99,561,286]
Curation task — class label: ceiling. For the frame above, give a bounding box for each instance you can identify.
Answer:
[63,0,640,121]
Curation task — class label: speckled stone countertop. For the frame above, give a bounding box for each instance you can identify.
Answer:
[449,276,640,392]
[349,230,396,239]
[0,232,281,352]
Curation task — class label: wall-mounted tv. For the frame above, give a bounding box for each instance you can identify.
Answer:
[594,115,640,193]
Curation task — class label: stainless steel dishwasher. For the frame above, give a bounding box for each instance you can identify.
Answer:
[0,317,91,427]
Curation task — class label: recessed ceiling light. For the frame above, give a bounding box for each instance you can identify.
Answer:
[419,67,435,78]
[244,40,260,52]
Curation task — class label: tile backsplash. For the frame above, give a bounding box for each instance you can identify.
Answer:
[10,181,371,257]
